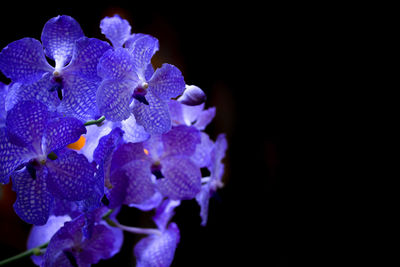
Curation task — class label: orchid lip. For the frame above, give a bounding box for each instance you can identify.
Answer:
[133,93,149,105]
[151,162,164,179]
[26,156,47,179]
[132,84,150,105]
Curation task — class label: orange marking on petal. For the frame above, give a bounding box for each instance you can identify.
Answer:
[67,135,86,151]
[143,148,149,156]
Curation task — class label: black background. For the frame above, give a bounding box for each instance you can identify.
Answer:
[0,2,292,266]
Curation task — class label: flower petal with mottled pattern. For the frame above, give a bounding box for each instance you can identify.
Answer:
[0,38,52,84]
[157,155,201,200]
[6,100,49,149]
[134,223,180,267]
[100,15,132,48]
[46,150,96,201]
[43,116,86,154]
[132,91,171,135]
[41,15,84,67]
[12,168,53,225]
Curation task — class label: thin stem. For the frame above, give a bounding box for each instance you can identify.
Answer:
[102,209,160,236]
[101,209,114,220]
[0,241,49,266]
[84,116,105,126]
[104,217,161,236]
[114,220,161,236]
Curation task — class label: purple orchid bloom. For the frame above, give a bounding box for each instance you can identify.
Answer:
[42,207,123,267]
[0,15,111,121]
[106,125,202,210]
[134,199,181,267]
[96,33,185,134]
[0,100,96,225]
[196,134,227,226]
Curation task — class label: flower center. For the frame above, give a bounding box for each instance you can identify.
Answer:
[132,82,149,105]
[150,162,164,179]
[53,70,61,77]
[29,156,47,168]
[26,156,47,179]
[50,71,64,100]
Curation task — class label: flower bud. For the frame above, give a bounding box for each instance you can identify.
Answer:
[178,85,206,106]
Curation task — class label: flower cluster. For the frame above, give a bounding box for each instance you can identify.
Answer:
[0,15,227,267]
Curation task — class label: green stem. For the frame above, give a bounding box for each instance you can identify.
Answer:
[0,241,49,266]
[84,116,105,126]
[101,208,114,220]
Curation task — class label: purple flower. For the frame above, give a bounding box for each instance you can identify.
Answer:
[27,215,72,266]
[196,134,227,226]
[134,199,181,267]
[134,223,179,267]
[177,85,207,106]
[0,100,96,225]
[42,208,123,267]
[106,140,160,209]
[0,15,111,121]
[107,125,202,208]
[96,34,185,134]
[168,100,217,168]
